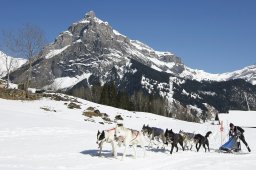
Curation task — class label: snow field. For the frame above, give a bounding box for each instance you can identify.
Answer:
[0,97,255,170]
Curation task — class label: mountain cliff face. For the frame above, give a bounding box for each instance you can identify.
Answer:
[9,11,256,122]
[9,11,184,88]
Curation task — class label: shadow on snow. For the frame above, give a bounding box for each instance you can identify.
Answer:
[80,149,134,158]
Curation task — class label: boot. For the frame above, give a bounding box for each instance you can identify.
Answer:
[247,146,251,152]
[237,142,241,150]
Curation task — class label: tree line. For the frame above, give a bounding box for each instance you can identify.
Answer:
[67,81,172,118]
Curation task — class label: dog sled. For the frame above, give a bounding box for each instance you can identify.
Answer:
[218,136,242,154]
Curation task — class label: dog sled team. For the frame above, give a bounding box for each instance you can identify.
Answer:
[96,122,251,159]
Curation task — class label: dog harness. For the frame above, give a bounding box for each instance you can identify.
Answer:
[117,130,140,143]
[107,128,115,132]
[130,130,139,142]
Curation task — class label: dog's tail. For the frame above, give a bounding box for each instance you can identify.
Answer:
[205,131,212,138]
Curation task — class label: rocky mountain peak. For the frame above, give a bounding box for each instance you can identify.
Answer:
[9,10,255,88]
[84,11,96,19]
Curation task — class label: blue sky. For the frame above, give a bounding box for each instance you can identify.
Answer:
[0,0,255,73]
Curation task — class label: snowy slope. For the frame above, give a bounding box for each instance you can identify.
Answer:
[0,95,255,170]
[181,64,256,84]
[0,51,27,78]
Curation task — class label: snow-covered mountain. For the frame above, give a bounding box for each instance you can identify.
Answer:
[9,11,256,121]
[251,74,256,85]
[10,11,182,88]
[181,64,256,85]
[0,51,27,78]
[9,11,255,87]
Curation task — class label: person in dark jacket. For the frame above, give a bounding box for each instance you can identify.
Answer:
[229,123,251,152]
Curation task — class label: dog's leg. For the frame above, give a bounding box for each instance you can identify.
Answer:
[152,137,159,148]
[175,144,179,152]
[147,135,153,149]
[143,145,146,158]
[161,141,166,150]
[156,136,163,149]
[203,144,207,152]
[99,141,103,156]
[197,143,201,152]
[195,142,199,151]
[161,135,166,149]
[141,137,147,158]
[183,139,188,150]
[155,136,160,149]
[170,144,174,154]
[149,134,154,148]
[148,138,152,149]
[132,145,137,159]
[111,141,117,157]
[207,142,210,152]
[179,141,184,151]
[184,141,188,150]
[121,145,127,160]
[162,138,167,149]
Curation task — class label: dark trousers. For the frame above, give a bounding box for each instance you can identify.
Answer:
[238,134,248,147]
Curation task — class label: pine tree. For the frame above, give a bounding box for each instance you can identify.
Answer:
[116,91,130,109]
[99,81,117,107]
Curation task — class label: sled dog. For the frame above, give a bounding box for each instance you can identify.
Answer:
[193,131,212,152]
[164,129,185,154]
[142,125,166,148]
[96,128,117,157]
[115,125,146,160]
[179,130,195,150]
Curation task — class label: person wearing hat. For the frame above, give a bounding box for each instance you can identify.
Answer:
[229,123,251,152]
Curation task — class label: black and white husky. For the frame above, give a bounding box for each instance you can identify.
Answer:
[142,125,166,148]
[179,130,195,150]
[115,125,146,160]
[96,128,117,157]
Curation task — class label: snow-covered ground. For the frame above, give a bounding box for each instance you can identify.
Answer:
[0,96,255,170]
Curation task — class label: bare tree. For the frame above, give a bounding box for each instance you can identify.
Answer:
[2,24,46,94]
[0,68,4,78]
[0,51,18,88]
[4,54,17,88]
[5,56,13,88]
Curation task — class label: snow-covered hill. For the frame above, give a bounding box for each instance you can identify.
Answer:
[0,51,27,78]
[0,95,255,170]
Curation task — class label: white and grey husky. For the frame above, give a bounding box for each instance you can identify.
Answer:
[96,128,117,157]
[142,124,166,149]
[179,130,196,150]
[115,125,146,160]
